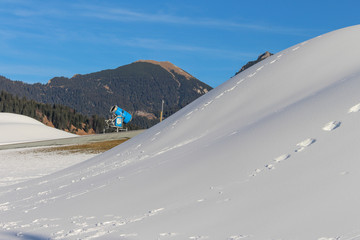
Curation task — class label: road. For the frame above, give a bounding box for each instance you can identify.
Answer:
[0,130,145,150]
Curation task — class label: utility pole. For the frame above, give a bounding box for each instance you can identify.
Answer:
[160,99,164,122]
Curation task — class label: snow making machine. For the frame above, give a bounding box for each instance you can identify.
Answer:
[105,105,132,132]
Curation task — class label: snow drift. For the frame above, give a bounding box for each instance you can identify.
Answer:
[1,25,360,240]
[0,113,75,145]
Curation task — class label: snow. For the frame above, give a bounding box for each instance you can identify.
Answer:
[0,147,97,187]
[0,113,75,145]
[322,121,341,131]
[1,25,360,239]
[274,153,290,163]
[348,103,360,113]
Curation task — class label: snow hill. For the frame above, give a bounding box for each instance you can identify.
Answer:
[0,113,75,145]
[1,25,360,240]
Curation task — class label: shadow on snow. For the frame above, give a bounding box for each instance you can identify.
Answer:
[0,231,50,240]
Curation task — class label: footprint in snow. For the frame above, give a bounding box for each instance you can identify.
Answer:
[226,86,237,92]
[120,233,138,237]
[159,232,178,237]
[256,66,264,71]
[189,236,209,240]
[348,103,360,113]
[201,100,213,109]
[250,168,262,177]
[171,120,179,128]
[322,121,341,131]
[269,53,283,64]
[265,164,275,170]
[295,138,316,152]
[215,92,224,99]
[274,154,291,163]
[236,78,245,85]
[247,72,256,78]
[186,111,194,117]
[228,235,250,240]
[317,237,340,240]
[148,208,165,215]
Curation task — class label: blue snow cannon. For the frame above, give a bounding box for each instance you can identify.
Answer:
[110,105,132,125]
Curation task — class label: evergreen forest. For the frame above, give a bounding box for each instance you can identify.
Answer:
[0,90,106,134]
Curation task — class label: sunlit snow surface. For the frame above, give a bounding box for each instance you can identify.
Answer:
[0,113,75,145]
[0,148,97,187]
[2,25,360,240]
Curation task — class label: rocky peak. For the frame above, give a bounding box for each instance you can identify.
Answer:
[235,51,273,75]
[135,60,194,81]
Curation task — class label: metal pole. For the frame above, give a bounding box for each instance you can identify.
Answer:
[160,99,164,122]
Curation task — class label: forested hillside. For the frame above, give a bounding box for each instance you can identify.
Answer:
[0,91,107,134]
[0,61,211,129]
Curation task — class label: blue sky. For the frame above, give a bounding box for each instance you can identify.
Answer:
[0,0,359,87]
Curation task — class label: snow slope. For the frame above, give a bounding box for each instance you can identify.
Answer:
[0,113,75,145]
[1,25,360,240]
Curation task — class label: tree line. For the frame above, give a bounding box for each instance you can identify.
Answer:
[0,90,106,134]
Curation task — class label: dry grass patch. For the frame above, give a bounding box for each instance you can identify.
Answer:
[36,139,128,154]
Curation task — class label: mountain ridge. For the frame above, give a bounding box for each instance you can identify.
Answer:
[135,60,195,82]
[0,60,212,129]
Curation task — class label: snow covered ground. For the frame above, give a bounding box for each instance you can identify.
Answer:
[0,113,94,187]
[0,113,134,188]
[1,25,360,240]
[0,147,97,187]
[0,113,75,145]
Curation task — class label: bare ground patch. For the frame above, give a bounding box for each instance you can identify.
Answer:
[34,139,128,154]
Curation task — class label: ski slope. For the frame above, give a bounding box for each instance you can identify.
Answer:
[0,113,75,145]
[1,25,360,240]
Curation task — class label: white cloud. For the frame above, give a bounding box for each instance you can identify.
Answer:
[76,4,312,36]
[103,36,255,59]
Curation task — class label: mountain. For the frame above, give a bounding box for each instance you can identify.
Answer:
[235,51,273,75]
[1,25,360,239]
[0,61,212,129]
